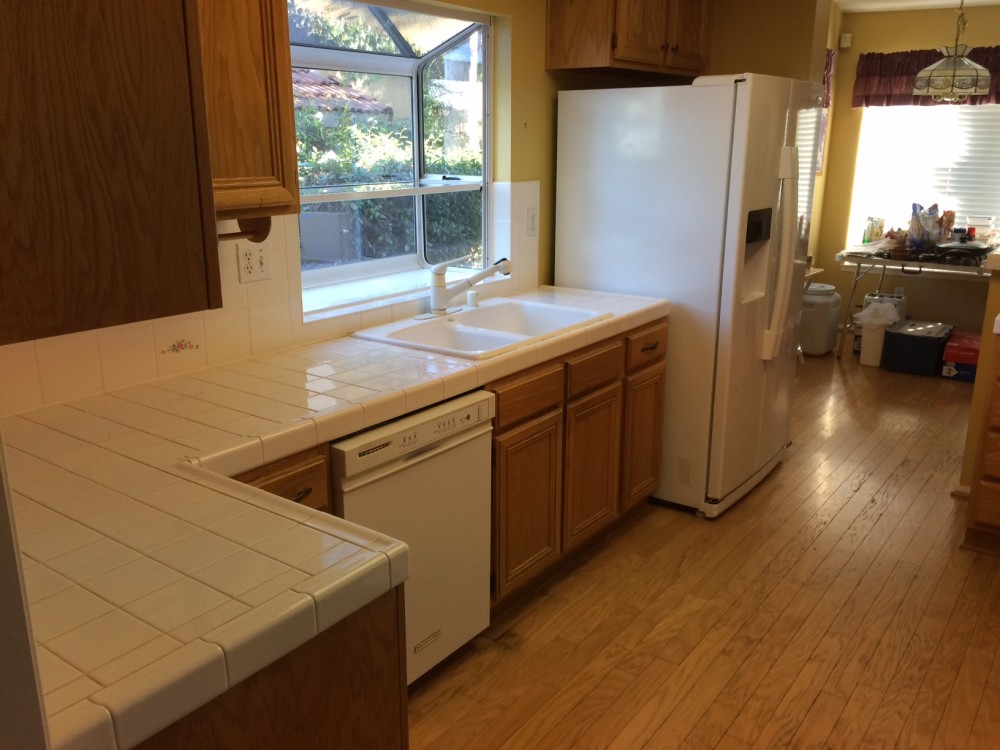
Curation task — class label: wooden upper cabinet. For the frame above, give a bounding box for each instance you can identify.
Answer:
[546,0,711,76]
[198,0,299,220]
[0,0,220,345]
[666,0,711,73]
[614,0,670,66]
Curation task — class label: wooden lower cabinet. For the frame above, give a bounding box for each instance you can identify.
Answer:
[489,318,667,606]
[235,446,331,514]
[493,409,563,602]
[563,382,622,553]
[139,588,408,749]
[621,361,667,512]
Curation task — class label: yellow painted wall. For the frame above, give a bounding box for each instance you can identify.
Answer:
[709,0,832,82]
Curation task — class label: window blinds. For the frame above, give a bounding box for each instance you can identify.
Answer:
[849,105,1000,242]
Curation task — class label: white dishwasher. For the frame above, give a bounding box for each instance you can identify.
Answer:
[330,391,495,684]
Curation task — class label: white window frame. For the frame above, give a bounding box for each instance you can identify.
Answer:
[292,10,491,296]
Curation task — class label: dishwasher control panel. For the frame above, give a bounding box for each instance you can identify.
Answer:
[331,391,496,476]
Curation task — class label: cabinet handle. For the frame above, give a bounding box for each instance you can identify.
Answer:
[641,342,660,353]
[671,44,680,53]
[289,486,314,504]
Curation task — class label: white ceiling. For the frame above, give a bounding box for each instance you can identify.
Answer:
[838,0,996,11]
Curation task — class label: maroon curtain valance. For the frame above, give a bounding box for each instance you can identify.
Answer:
[852,46,1000,106]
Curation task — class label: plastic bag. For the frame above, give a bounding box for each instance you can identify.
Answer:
[908,203,939,252]
[854,301,900,328]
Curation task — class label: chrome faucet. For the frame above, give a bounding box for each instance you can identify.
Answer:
[429,255,512,314]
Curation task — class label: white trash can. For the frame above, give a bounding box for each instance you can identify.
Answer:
[800,283,841,356]
[860,324,887,366]
[853,301,900,367]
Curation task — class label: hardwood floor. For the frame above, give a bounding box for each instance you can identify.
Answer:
[408,353,1000,749]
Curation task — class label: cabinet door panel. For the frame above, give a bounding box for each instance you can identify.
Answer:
[545,0,616,69]
[494,410,563,602]
[621,362,666,512]
[0,0,219,344]
[563,383,622,553]
[199,0,299,218]
[614,0,669,66]
[666,0,710,73]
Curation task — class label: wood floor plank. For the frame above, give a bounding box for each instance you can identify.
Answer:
[966,686,1000,749]
[406,358,986,750]
[786,689,847,750]
[824,683,884,750]
[857,549,981,749]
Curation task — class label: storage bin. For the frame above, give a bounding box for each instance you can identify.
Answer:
[882,321,953,376]
[800,283,840,356]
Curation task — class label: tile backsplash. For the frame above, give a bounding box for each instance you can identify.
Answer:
[0,182,540,418]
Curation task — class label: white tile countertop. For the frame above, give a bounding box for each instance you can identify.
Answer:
[3,287,669,749]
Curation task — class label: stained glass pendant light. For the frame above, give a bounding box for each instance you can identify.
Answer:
[912,0,990,103]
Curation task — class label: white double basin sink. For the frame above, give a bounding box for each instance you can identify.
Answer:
[354,298,611,359]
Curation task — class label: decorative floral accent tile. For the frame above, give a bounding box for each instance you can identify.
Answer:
[161,340,201,355]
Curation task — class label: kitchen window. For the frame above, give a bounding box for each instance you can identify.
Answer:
[288,0,489,309]
[848,104,1000,243]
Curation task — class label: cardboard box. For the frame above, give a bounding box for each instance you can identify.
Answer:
[882,321,953,377]
[941,332,980,382]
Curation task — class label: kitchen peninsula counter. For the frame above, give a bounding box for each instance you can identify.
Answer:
[4,286,669,749]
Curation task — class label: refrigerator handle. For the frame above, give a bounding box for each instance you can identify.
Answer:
[761,146,799,361]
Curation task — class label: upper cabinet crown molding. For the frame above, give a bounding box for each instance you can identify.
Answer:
[198,0,300,223]
[546,0,712,76]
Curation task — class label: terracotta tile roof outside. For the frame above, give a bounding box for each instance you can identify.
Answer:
[292,69,393,116]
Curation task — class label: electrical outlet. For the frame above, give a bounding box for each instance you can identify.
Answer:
[237,243,271,283]
[527,207,538,237]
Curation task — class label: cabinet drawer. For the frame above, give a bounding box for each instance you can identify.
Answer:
[972,479,1000,528]
[565,340,625,400]
[489,362,565,432]
[626,321,668,372]
[236,446,331,513]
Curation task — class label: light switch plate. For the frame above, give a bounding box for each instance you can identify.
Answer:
[527,208,538,237]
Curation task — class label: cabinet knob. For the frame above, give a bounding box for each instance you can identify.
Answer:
[671,44,680,53]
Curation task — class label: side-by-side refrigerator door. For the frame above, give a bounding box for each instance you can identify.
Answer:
[757,78,825,480]
[705,76,823,516]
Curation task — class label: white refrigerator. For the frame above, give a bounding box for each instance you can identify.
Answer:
[554,74,823,518]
